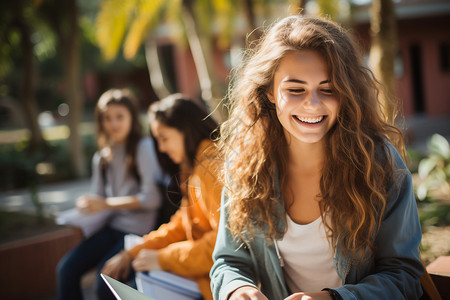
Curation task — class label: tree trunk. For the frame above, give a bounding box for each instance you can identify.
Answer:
[289,0,307,15]
[16,9,46,152]
[144,36,171,99]
[181,0,226,122]
[66,0,86,178]
[243,0,262,45]
[368,0,398,124]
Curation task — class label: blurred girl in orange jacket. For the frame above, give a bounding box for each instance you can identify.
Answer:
[102,94,222,300]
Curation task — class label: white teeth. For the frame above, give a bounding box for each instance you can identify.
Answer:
[295,115,324,124]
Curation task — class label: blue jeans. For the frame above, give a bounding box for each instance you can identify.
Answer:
[56,226,134,300]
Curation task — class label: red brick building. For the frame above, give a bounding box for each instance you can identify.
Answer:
[351,0,450,117]
[152,0,450,118]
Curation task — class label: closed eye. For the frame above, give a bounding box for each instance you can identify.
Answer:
[288,88,305,94]
[320,89,333,95]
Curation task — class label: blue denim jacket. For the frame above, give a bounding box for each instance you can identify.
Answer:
[210,143,424,300]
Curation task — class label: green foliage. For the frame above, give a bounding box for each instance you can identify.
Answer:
[0,139,46,220]
[95,0,243,61]
[96,0,138,60]
[415,134,450,201]
[317,0,339,19]
[210,0,239,49]
[0,129,97,223]
[0,141,42,191]
[0,132,96,192]
[418,202,450,227]
[406,147,422,173]
[0,210,60,244]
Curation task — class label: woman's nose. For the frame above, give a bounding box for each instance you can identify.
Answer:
[304,91,320,107]
[158,142,166,153]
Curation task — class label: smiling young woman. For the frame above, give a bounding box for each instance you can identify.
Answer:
[210,15,424,300]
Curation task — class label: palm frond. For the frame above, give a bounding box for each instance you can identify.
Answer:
[96,0,138,60]
[317,0,339,20]
[212,0,239,49]
[123,0,166,60]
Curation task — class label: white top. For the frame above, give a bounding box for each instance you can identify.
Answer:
[276,214,342,293]
[91,137,164,235]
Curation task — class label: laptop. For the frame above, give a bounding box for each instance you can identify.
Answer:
[101,274,156,300]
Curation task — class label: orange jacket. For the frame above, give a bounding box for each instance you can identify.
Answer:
[128,140,222,300]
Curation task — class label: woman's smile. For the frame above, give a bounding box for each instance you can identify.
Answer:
[293,115,327,125]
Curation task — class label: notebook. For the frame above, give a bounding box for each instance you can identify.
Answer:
[136,271,202,300]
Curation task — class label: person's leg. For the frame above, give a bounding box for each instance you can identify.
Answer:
[56,227,124,300]
[94,230,133,300]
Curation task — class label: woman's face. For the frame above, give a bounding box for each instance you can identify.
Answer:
[267,50,339,145]
[151,120,186,164]
[101,103,132,144]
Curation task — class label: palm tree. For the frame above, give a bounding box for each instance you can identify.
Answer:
[96,0,241,121]
[39,0,87,177]
[66,0,86,178]
[368,0,398,125]
[1,1,46,152]
[288,0,339,19]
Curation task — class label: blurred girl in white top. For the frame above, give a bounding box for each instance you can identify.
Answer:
[57,88,164,300]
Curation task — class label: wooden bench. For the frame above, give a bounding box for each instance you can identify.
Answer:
[425,256,450,300]
[0,226,83,299]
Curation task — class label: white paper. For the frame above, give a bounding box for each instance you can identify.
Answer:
[124,233,144,250]
[55,208,113,238]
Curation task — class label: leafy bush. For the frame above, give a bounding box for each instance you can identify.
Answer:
[0,141,42,191]
[415,134,450,201]
[0,133,96,191]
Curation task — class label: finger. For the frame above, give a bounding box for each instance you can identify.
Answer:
[135,250,147,259]
[106,266,117,279]
[131,259,140,271]
[122,263,130,279]
[101,264,110,275]
[133,259,146,272]
[104,261,121,280]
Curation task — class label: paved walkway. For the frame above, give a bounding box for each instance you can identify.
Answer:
[0,178,91,215]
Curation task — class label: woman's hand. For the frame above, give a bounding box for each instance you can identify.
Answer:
[229,286,269,300]
[102,250,133,280]
[76,195,108,213]
[284,291,333,300]
[132,249,161,272]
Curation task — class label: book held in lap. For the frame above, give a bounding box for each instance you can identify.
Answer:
[136,270,202,300]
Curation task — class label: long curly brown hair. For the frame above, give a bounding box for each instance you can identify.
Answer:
[219,15,405,260]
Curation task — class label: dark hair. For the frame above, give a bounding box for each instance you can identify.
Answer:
[148,94,218,168]
[95,88,142,180]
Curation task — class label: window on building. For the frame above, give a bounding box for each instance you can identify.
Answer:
[410,44,425,114]
[439,42,450,73]
[395,51,404,78]
[157,44,177,93]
